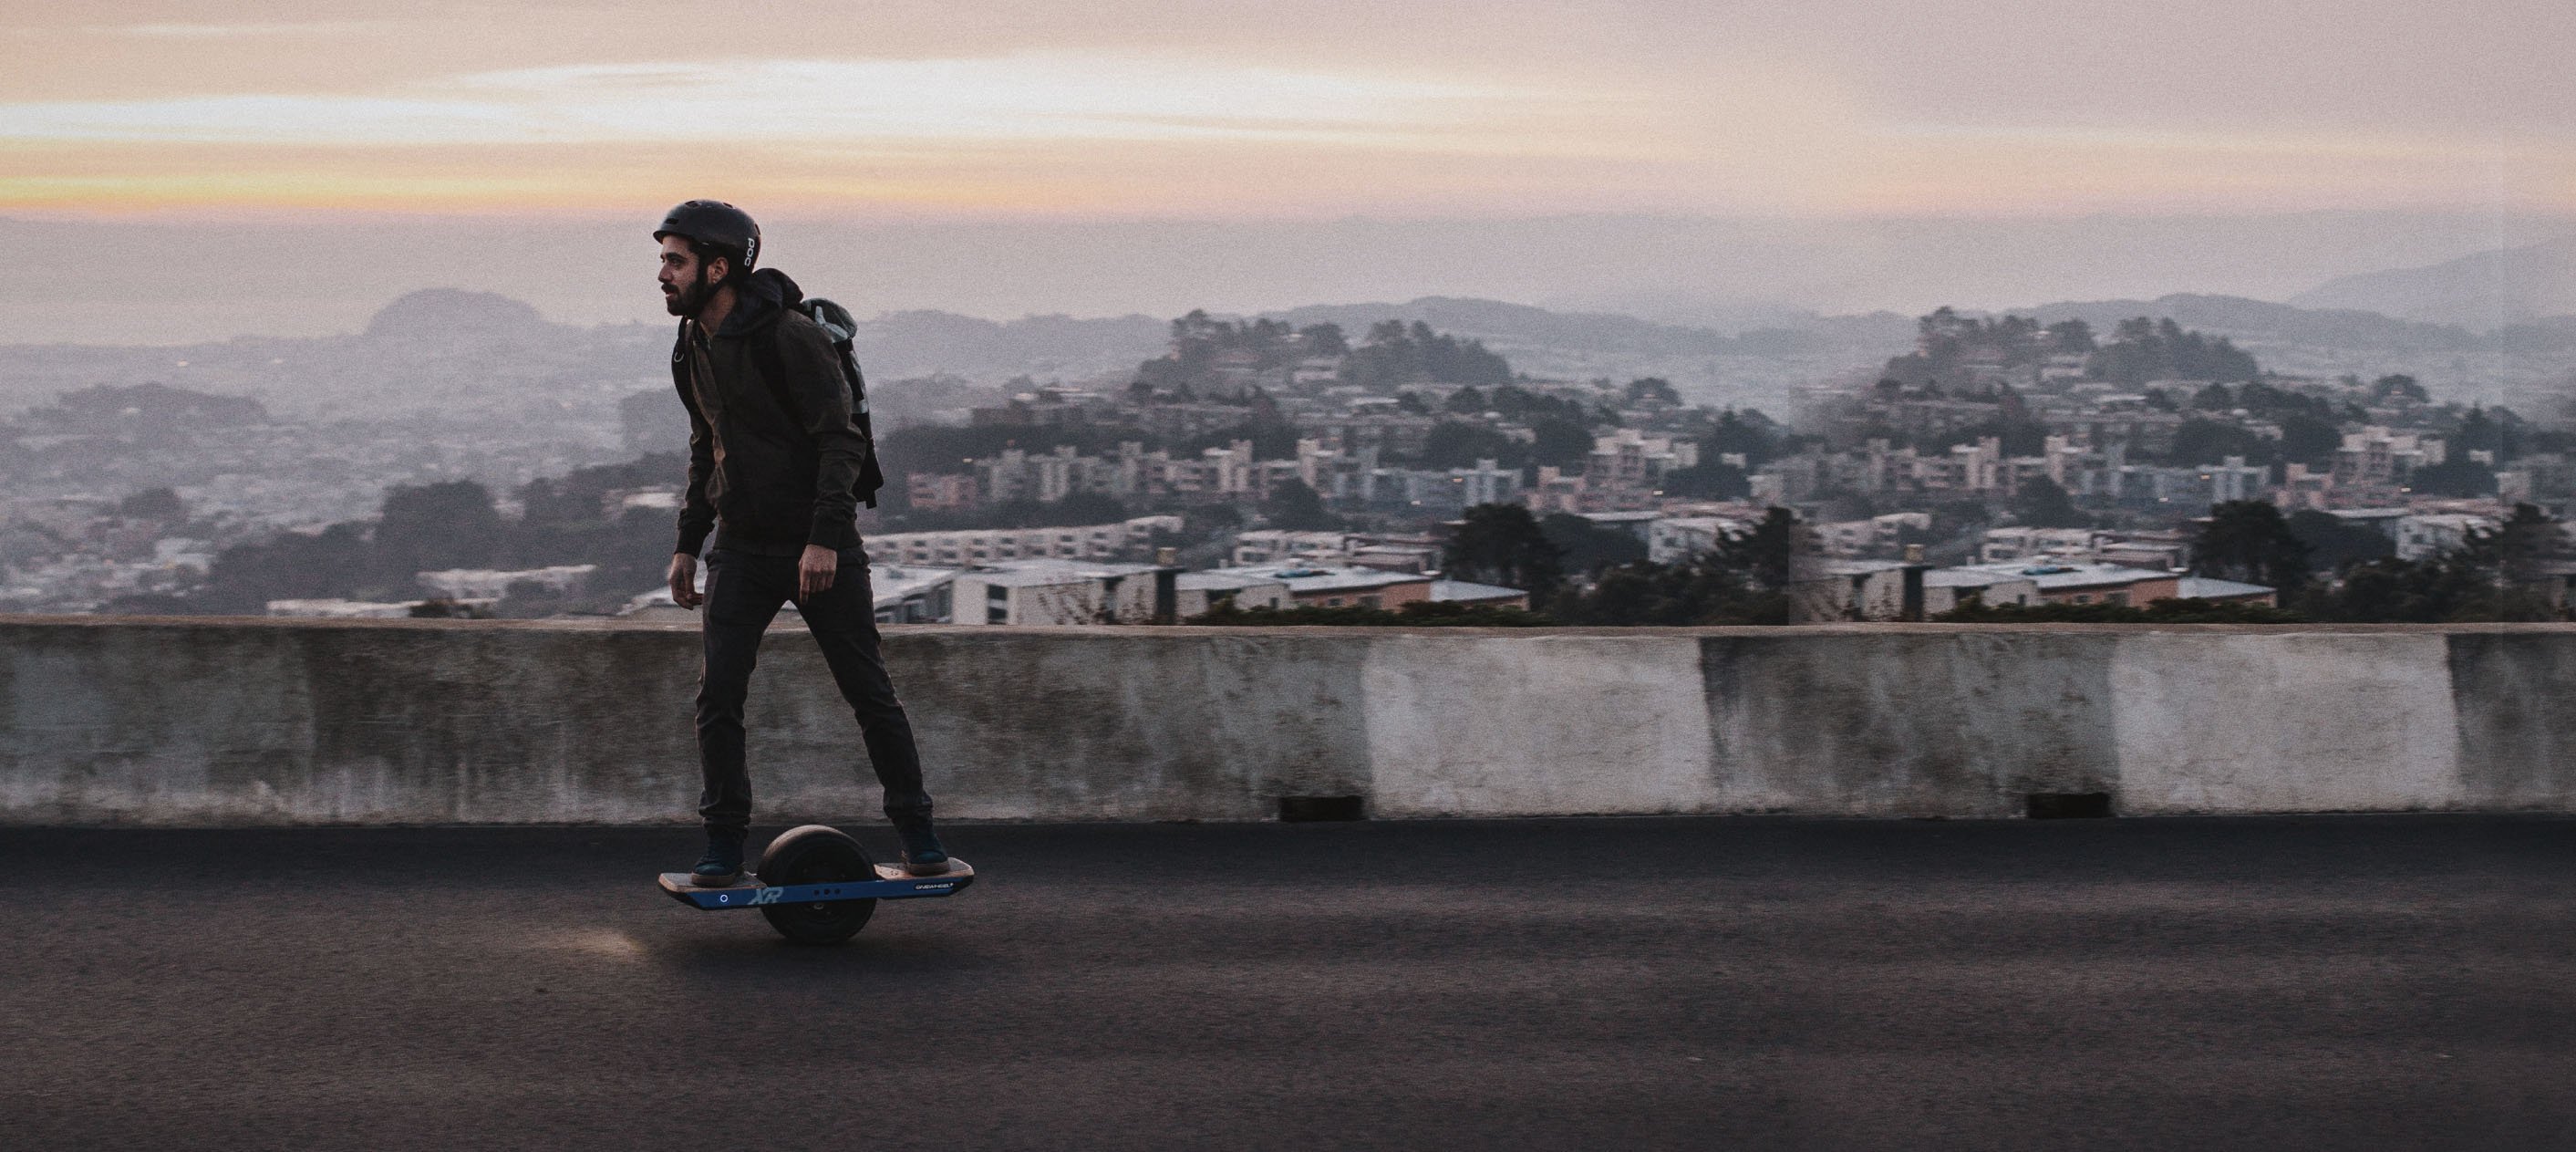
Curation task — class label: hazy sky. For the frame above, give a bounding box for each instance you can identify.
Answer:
[5,1,2571,221]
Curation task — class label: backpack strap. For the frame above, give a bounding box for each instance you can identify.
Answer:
[669,318,704,420]
[669,318,689,389]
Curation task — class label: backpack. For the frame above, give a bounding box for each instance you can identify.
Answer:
[740,298,885,509]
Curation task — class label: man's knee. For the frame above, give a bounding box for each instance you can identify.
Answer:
[695,672,753,724]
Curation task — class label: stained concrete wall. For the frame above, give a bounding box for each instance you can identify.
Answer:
[5,617,2574,825]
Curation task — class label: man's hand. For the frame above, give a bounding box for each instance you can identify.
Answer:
[798,544,839,599]
[668,553,702,609]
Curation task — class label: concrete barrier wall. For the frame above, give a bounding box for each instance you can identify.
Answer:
[5,617,2575,825]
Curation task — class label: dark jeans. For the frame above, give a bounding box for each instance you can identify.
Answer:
[696,546,933,838]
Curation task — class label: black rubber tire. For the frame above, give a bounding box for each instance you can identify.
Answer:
[756,825,878,945]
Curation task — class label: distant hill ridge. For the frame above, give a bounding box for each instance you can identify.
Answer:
[2292,237,2576,329]
[1254,296,1900,358]
[364,289,550,341]
[2006,293,2491,352]
[5,287,2571,417]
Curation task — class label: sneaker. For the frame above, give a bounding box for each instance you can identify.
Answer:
[690,832,746,887]
[895,821,951,876]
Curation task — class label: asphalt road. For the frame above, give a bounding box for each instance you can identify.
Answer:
[5,816,2572,1151]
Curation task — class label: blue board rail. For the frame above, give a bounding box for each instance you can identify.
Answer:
[657,860,975,909]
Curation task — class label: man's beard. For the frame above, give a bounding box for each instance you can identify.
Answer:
[664,270,716,317]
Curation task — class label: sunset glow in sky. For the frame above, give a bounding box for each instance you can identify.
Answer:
[4,0,2571,221]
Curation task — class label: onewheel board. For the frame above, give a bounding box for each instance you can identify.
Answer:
[656,859,974,909]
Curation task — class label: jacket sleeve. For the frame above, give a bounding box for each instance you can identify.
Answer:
[773,322,866,551]
[673,370,719,557]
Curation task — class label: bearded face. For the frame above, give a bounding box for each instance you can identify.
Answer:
[657,236,728,318]
[664,264,717,317]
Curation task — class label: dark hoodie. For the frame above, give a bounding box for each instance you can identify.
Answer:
[669,268,868,557]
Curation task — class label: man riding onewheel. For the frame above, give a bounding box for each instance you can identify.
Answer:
[653,199,949,887]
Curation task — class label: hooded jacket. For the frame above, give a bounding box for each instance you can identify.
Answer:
[669,267,868,557]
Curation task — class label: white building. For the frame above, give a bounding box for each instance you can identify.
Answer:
[1426,578,1530,608]
[868,516,1180,568]
[2334,427,2447,488]
[1579,510,1666,543]
[869,565,961,624]
[2324,507,2410,541]
[1980,527,2097,564]
[1449,458,1523,507]
[953,559,1177,626]
[416,564,597,600]
[1920,568,2042,615]
[265,598,429,618]
[1226,563,1435,609]
[616,564,958,624]
[2397,514,2496,561]
[1788,560,1911,622]
[1587,430,1698,493]
[1232,529,1354,566]
[2204,455,2270,503]
[1648,516,1747,565]
[1816,513,1933,557]
[1174,570,1292,618]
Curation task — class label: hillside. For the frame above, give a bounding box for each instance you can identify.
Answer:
[2292,237,2576,329]
[5,288,2571,424]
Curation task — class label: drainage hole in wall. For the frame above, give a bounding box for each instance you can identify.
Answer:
[2026,792,2113,819]
[1278,795,1367,823]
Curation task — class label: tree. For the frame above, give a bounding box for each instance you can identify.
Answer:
[2279,413,2342,466]
[1260,480,1340,531]
[375,481,501,586]
[515,454,683,530]
[1040,491,1131,527]
[1419,421,1524,470]
[2012,476,2088,528]
[1735,507,1802,592]
[1928,418,2047,457]
[2192,501,2312,592]
[2086,317,2260,385]
[1624,377,1681,407]
[1527,417,1596,469]
[1699,409,1781,468]
[1656,462,1749,500]
[2450,405,2514,462]
[1443,503,1562,599]
[2482,503,2563,590]
[2372,374,2428,403]
[2047,318,2096,354]
[199,522,372,612]
[1549,518,1799,626]
[1344,322,1513,389]
[2284,509,2393,574]
[2166,419,2274,466]
[1539,513,1647,577]
[1935,499,1991,538]
[2304,516,2560,622]
[1185,412,1301,460]
[1298,323,1349,358]
[2406,458,2497,497]
[117,487,184,521]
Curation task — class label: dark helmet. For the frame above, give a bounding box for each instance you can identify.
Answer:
[653,200,760,271]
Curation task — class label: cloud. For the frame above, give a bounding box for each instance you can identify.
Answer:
[83,22,401,38]
[0,54,1609,152]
